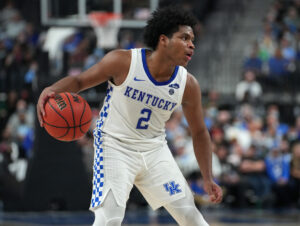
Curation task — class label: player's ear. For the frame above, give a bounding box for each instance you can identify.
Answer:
[159,34,169,47]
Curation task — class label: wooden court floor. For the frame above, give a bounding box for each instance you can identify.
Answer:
[1,208,300,225]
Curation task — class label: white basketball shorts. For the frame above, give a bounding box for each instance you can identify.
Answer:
[90,132,188,211]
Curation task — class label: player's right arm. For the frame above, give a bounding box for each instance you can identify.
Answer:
[37,49,131,127]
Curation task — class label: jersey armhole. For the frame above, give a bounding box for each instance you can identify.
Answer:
[178,67,188,106]
[108,49,137,88]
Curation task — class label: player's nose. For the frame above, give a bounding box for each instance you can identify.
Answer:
[188,40,195,49]
[189,41,195,49]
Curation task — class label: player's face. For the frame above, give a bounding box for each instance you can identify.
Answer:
[167,25,195,66]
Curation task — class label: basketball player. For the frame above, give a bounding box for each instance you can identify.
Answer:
[37,7,222,226]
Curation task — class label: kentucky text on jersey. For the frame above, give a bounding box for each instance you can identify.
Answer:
[124,85,177,111]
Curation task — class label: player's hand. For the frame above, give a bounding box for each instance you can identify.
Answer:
[37,87,55,127]
[203,179,223,204]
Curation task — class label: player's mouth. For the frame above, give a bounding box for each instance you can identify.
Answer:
[185,51,193,61]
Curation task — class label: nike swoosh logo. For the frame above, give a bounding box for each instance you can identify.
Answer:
[134,77,145,82]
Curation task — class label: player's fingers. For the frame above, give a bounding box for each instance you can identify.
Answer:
[39,98,46,117]
[209,194,217,203]
[36,89,55,127]
[208,185,222,203]
[218,189,223,202]
[213,193,222,203]
[37,103,43,127]
[41,91,54,117]
[213,188,223,203]
[48,91,55,98]
[216,196,222,203]
[210,194,219,203]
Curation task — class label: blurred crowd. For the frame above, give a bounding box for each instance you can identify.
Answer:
[1,0,300,212]
[0,0,38,210]
[167,100,300,209]
[241,0,300,95]
[212,0,300,208]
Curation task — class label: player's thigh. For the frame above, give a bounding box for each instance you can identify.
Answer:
[164,184,209,226]
[135,145,187,209]
[91,134,141,209]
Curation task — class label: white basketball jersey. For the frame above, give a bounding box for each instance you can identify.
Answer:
[94,48,187,151]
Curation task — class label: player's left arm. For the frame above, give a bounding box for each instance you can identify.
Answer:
[182,73,223,204]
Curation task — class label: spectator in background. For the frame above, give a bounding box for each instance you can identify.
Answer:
[4,42,30,92]
[280,37,297,88]
[289,142,300,208]
[24,61,38,91]
[268,47,290,77]
[264,104,289,146]
[243,41,263,74]
[165,108,188,154]
[3,99,34,158]
[4,11,26,39]
[5,90,18,120]
[119,30,137,50]
[0,90,17,137]
[0,137,23,211]
[235,70,262,104]
[215,142,242,208]
[0,0,18,27]
[265,142,291,207]
[84,48,104,70]
[280,137,292,162]
[263,47,291,91]
[283,6,300,34]
[257,22,277,63]
[238,145,271,207]
[281,38,296,62]
[67,36,90,76]
[203,90,220,131]
[247,116,265,149]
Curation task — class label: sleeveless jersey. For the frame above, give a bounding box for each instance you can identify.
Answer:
[94,48,187,151]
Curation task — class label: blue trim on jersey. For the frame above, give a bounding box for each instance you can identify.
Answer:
[95,85,113,131]
[142,48,179,86]
[91,84,113,209]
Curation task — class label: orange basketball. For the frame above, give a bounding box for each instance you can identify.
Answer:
[42,92,92,141]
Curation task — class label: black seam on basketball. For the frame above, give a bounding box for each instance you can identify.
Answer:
[43,119,91,128]
[44,120,92,140]
[65,92,76,140]
[79,100,86,134]
[46,100,70,138]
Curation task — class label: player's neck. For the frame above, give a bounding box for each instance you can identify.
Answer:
[146,49,177,82]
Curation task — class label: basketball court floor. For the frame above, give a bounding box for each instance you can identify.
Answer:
[1,208,300,226]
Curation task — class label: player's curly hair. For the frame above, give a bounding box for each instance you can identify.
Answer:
[144,6,197,50]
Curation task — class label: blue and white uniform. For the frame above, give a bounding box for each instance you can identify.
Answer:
[91,48,190,210]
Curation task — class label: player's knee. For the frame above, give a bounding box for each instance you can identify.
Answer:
[182,207,209,226]
[93,191,125,226]
[106,217,123,226]
[93,207,125,226]
[164,193,209,226]
[172,205,209,226]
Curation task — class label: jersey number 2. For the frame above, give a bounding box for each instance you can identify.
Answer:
[136,108,152,129]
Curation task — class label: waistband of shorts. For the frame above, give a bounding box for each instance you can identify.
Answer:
[94,130,167,152]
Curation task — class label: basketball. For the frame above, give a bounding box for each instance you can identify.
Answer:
[42,92,92,141]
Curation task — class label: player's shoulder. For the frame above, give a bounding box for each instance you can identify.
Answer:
[185,72,199,89]
[182,72,201,104]
[100,49,132,74]
[105,49,132,62]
